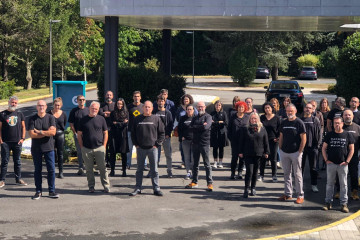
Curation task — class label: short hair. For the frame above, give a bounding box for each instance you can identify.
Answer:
[333,116,344,123]
[262,102,275,114]
[144,100,153,106]
[309,99,318,107]
[245,97,253,103]
[90,101,100,108]
[186,104,194,110]
[180,94,194,105]
[105,90,113,95]
[77,95,85,100]
[8,96,18,102]
[53,97,63,106]
[160,89,168,94]
[133,90,141,96]
[286,103,297,110]
[336,97,346,107]
[156,94,165,102]
[235,101,248,112]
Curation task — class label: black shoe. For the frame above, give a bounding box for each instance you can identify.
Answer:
[127,165,131,170]
[49,192,59,199]
[57,171,64,179]
[154,190,164,197]
[109,170,115,177]
[146,173,151,178]
[122,171,127,177]
[238,175,243,180]
[32,192,42,200]
[230,173,236,180]
[106,163,110,168]
[250,188,256,196]
[129,189,141,196]
[243,189,249,198]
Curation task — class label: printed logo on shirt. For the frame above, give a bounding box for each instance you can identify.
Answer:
[7,116,18,126]
[283,126,296,129]
[133,110,141,117]
[329,137,347,147]
[139,122,154,125]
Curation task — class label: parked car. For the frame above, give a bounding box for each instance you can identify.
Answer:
[299,66,317,80]
[264,80,305,111]
[256,66,270,79]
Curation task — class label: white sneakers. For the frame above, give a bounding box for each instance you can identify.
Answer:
[312,185,319,193]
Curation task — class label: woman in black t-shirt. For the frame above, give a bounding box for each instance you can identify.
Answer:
[210,100,229,169]
[278,97,291,120]
[48,97,67,179]
[260,102,281,182]
[109,98,129,177]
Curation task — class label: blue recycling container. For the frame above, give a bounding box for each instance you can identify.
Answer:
[53,81,87,127]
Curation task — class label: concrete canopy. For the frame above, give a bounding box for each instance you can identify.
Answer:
[80,0,360,31]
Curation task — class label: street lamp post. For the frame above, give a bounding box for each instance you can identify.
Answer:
[49,19,61,94]
[186,31,195,84]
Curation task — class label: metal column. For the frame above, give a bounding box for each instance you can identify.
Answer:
[162,29,172,75]
[104,16,119,100]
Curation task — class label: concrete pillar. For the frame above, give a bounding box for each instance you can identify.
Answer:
[104,16,119,100]
[162,29,172,75]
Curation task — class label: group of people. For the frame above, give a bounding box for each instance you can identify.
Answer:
[0,91,359,213]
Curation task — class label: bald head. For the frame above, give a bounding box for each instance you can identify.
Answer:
[143,101,153,116]
[36,100,47,115]
[197,101,206,115]
[343,109,354,124]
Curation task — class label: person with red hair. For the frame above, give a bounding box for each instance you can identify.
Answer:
[227,101,250,179]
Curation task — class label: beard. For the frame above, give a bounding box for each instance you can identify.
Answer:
[287,114,295,119]
[8,105,16,111]
[345,119,352,124]
[199,110,205,115]
[106,97,112,103]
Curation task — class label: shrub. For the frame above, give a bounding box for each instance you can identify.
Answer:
[143,57,160,72]
[328,84,336,94]
[296,54,319,69]
[335,32,360,102]
[98,66,186,106]
[63,127,76,161]
[318,46,339,78]
[0,80,16,100]
[229,46,258,86]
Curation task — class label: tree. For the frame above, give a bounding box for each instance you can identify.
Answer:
[335,32,360,103]
[228,46,258,86]
[262,49,290,80]
[296,54,319,69]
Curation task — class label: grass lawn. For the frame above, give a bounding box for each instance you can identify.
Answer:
[0,82,97,104]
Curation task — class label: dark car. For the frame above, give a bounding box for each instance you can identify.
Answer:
[299,66,317,80]
[264,80,305,110]
[256,67,270,79]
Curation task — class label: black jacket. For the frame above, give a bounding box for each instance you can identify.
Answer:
[131,114,165,149]
[191,112,212,145]
[239,126,270,157]
[227,113,249,144]
[154,109,174,137]
[210,110,229,148]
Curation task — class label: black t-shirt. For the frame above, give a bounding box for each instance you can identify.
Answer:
[260,114,281,141]
[78,115,108,149]
[280,118,306,153]
[327,108,347,121]
[324,131,355,164]
[68,107,90,132]
[48,110,67,131]
[127,103,144,131]
[28,113,56,152]
[0,110,25,142]
[100,102,115,127]
[343,123,360,157]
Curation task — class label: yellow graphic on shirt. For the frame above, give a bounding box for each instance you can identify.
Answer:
[133,110,141,117]
[7,116,18,127]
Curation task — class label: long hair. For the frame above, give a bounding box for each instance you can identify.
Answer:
[232,96,241,108]
[249,112,263,133]
[320,98,330,112]
[214,100,223,112]
[114,98,128,121]
[270,98,280,112]
[282,97,291,108]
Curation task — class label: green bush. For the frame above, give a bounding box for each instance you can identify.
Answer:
[328,84,336,94]
[335,32,360,102]
[64,127,76,161]
[0,80,16,100]
[296,54,319,69]
[143,57,160,72]
[318,46,339,77]
[229,46,258,86]
[97,66,186,106]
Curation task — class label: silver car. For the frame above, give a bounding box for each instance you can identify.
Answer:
[299,66,317,80]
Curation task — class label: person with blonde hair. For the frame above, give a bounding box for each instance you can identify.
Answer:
[239,112,269,198]
[270,98,280,113]
[48,97,67,178]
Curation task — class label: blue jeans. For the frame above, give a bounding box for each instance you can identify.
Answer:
[135,147,160,191]
[1,142,22,181]
[32,150,56,193]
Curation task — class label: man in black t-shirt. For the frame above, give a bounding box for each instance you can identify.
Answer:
[28,100,58,200]
[77,101,110,193]
[0,96,27,188]
[126,91,146,169]
[327,97,346,132]
[100,91,115,167]
[322,116,354,213]
[129,101,165,197]
[342,110,360,200]
[349,97,360,125]
[68,95,89,175]
[278,104,306,204]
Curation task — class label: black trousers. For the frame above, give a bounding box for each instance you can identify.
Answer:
[260,140,278,177]
[230,142,244,175]
[301,147,318,185]
[245,156,261,189]
[213,146,224,159]
[54,131,65,172]
[110,152,127,172]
